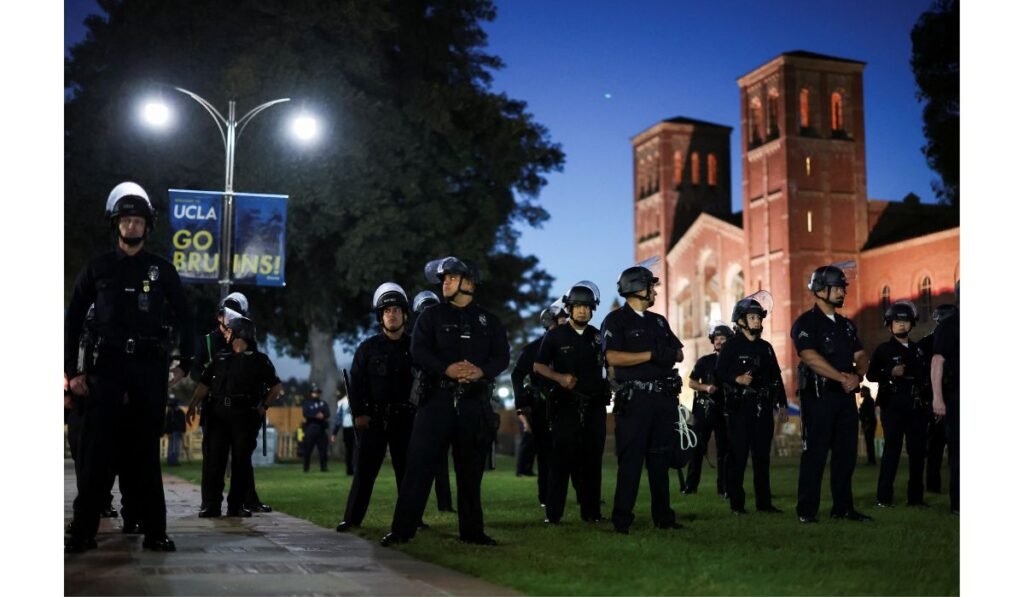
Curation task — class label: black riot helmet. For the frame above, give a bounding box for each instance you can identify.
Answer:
[808,265,849,292]
[105,181,156,246]
[563,281,600,309]
[425,256,479,300]
[883,300,919,328]
[708,325,734,344]
[932,303,958,324]
[226,315,257,346]
[617,266,658,298]
[731,298,767,325]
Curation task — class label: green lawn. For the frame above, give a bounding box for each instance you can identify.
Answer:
[168,454,958,595]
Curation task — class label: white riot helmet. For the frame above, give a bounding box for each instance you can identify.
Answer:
[412,290,440,314]
[373,282,410,322]
[219,292,250,317]
[105,181,156,245]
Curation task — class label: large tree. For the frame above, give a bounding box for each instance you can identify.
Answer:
[910,0,959,208]
[65,0,563,404]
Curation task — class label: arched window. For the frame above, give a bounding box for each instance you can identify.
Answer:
[831,91,845,132]
[690,152,700,185]
[707,154,718,186]
[749,98,763,145]
[919,277,932,318]
[673,151,683,185]
[767,90,780,139]
[730,272,745,307]
[880,286,890,312]
[799,88,810,129]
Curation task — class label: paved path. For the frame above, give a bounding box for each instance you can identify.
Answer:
[64,460,516,596]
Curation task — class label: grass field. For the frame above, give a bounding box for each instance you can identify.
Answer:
[168,453,958,595]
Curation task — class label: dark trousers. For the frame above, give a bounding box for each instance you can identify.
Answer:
[682,397,728,494]
[166,432,183,465]
[245,415,265,506]
[861,420,877,464]
[876,401,929,505]
[925,416,946,492]
[302,423,330,471]
[612,391,677,531]
[946,392,959,512]
[204,404,260,510]
[342,427,355,474]
[516,422,535,476]
[797,387,858,518]
[530,406,552,505]
[726,398,775,511]
[434,445,453,511]
[545,402,606,523]
[390,392,492,540]
[67,404,116,515]
[70,355,168,542]
[342,412,414,526]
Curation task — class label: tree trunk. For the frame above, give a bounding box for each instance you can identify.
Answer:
[307,322,340,420]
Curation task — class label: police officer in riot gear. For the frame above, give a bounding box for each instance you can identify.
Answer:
[868,300,930,508]
[681,324,732,496]
[187,316,282,518]
[64,182,194,553]
[922,304,957,493]
[534,282,610,524]
[411,290,456,513]
[791,265,872,523]
[302,385,331,472]
[931,285,959,515]
[512,302,565,508]
[336,283,417,532]
[716,293,787,515]
[382,257,510,546]
[601,262,684,534]
[858,387,878,466]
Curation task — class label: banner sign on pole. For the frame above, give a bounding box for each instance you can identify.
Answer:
[169,189,222,283]
[169,189,287,287]
[231,192,287,287]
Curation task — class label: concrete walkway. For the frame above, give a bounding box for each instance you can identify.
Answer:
[64,460,516,596]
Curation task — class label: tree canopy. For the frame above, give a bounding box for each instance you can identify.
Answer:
[910,0,959,208]
[65,0,564,380]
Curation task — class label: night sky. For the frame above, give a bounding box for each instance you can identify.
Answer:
[65,0,940,377]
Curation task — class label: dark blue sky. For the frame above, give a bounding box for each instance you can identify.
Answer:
[65,0,940,377]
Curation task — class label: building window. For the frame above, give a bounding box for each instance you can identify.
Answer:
[921,276,937,315]
[831,91,846,136]
[690,152,700,185]
[767,90,780,139]
[799,88,810,129]
[707,154,718,186]
[749,98,763,146]
[807,210,813,232]
[673,151,683,185]
[881,286,890,312]
[805,156,812,176]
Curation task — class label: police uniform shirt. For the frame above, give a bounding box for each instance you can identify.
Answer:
[65,247,194,377]
[302,397,331,426]
[600,306,682,382]
[715,333,786,408]
[200,350,280,404]
[191,328,229,382]
[689,353,719,393]
[535,323,605,398]
[866,337,928,406]
[512,337,546,410]
[349,333,414,417]
[410,301,510,382]
[790,304,863,374]
[932,312,960,387]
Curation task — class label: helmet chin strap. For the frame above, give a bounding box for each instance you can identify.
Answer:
[451,278,474,299]
[119,233,145,247]
[893,331,910,339]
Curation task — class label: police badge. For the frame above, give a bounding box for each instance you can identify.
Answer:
[478,314,487,326]
[148,265,160,281]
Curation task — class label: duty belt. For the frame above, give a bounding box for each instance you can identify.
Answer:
[438,379,492,398]
[96,335,167,355]
[623,376,682,395]
[216,394,258,408]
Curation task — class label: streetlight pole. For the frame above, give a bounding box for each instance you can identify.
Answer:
[170,87,290,301]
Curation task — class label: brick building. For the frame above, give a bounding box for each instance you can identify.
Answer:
[632,51,959,404]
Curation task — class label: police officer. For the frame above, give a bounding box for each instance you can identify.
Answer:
[382,257,510,546]
[187,316,282,517]
[791,265,872,523]
[716,293,787,515]
[301,385,331,472]
[64,182,194,553]
[867,300,930,508]
[512,302,565,508]
[336,283,417,532]
[922,304,957,493]
[601,262,684,534]
[858,387,878,466]
[681,324,732,496]
[931,286,959,515]
[534,282,610,524]
[412,290,456,514]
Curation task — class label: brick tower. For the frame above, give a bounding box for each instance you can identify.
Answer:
[737,51,870,399]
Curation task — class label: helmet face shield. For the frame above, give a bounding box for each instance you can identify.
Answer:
[412,290,440,314]
[424,256,477,284]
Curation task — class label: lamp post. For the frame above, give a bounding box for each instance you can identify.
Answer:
[144,86,317,300]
